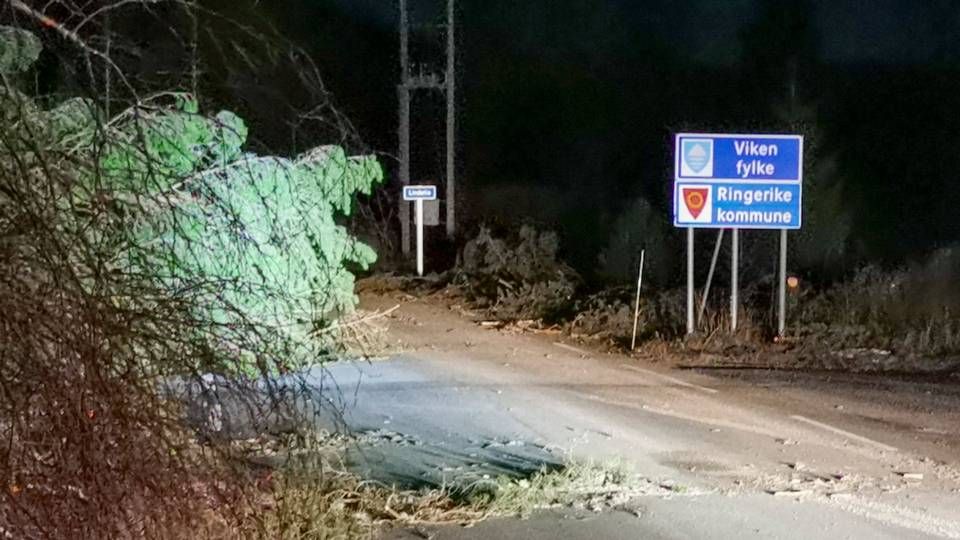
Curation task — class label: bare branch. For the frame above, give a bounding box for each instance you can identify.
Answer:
[9,0,138,98]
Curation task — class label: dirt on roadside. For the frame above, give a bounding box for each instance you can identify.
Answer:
[356,274,960,379]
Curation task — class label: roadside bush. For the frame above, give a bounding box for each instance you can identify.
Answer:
[794,249,960,359]
[454,225,580,321]
[569,287,637,341]
[569,285,738,346]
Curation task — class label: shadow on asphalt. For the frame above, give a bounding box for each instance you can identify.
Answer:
[342,431,564,490]
[166,361,566,492]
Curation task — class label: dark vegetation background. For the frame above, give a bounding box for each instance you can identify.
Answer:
[15,0,960,332]
[202,0,960,284]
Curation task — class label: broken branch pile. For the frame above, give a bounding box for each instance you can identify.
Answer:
[453,225,580,321]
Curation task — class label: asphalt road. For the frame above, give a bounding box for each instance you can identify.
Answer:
[314,293,960,539]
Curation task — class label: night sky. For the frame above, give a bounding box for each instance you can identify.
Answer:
[240,0,960,278]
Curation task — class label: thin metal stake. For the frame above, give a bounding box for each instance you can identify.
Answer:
[630,249,646,351]
[698,229,725,327]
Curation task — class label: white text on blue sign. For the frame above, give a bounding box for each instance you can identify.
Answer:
[403,185,438,201]
[676,134,802,182]
[674,182,801,230]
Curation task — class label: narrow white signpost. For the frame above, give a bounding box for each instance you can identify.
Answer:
[403,185,438,276]
[674,133,803,336]
[630,249,646,351]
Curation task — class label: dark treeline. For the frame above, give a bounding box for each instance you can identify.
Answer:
[192,0,960,278]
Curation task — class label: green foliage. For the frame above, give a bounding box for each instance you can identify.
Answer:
[1,42,383,376]
[98,99,248,193]
[0,26,41,75]
[46,98,99,142]
[87,96,383,373]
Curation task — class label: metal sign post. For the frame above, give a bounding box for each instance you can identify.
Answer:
[687,228,695,335]
[778,229,787,337]
[673,133,803,337]
[415,199,424,275]
[402,185,438,277]
[731,228,739,332]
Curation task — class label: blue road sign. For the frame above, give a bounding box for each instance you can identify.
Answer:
[674,133,803,229]
[676,134,802,182]
[674,181,801,229]
[403,185,437,201]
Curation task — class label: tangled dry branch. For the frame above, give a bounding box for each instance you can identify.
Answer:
[0,4,386,538]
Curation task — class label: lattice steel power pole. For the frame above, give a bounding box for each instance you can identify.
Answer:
[398,0,457,255]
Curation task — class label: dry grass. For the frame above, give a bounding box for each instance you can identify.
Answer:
[469,459,660,518]
[200,439,652,539]
[232,470,483,539]
[318,305,401,360]
[192,432,486,539]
